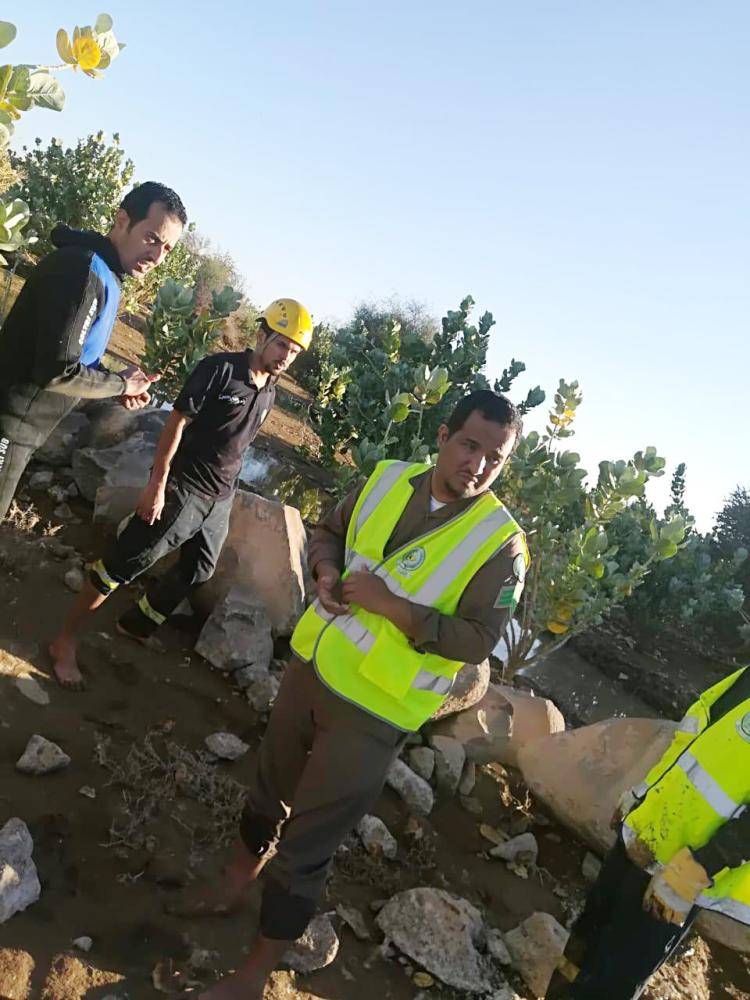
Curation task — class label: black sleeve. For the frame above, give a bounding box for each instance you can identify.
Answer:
[695,809,750,876]
[173,357,224,416]
[31,252,126,399]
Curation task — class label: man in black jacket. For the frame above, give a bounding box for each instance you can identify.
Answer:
[0,181,186,520]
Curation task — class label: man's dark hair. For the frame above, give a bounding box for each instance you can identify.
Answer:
[446,390,523,450]
[120,182,187,228]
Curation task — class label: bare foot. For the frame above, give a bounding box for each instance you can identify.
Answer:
[115,622,166,653]
[48,636,85,690]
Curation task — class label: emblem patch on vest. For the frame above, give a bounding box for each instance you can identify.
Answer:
[737,712,750,744]
[396,546,426,576]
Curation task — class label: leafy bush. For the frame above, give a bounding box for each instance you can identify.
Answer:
[499,382,688,674]
[715,486,750,600]
[141,279,242,405]
[9,131,134,254]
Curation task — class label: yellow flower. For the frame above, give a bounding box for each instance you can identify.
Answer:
[56,27,102,73]
[547,620,569,635]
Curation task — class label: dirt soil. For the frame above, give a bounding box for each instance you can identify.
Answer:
[0,499,748,1000]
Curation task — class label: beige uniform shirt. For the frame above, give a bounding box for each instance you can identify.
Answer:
[308,469,527,664]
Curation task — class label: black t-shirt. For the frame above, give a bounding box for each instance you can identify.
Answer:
[170,350,275,500]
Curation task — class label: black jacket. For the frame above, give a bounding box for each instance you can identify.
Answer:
[0,226,127,448]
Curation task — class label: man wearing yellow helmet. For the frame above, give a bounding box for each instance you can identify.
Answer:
[48,299,312,689]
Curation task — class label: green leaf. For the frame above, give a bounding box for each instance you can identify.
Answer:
[95,13,114,32]
[27,72,65,112]
[0,22,16,49]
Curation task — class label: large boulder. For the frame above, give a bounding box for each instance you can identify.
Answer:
[35,411,90,466]
[376,888,494,993]
[80,401,168,450]
[195,587,273,674]
[191,489,308,636]
[73,431,158,504]
[516,717,750,954]
[0,819,40,923]
[430,683,564,764]
[432,659,491,720]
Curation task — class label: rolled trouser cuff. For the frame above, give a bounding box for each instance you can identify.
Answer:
[260,877,317,941]
[89,558,124,597]
[238,807,279,859]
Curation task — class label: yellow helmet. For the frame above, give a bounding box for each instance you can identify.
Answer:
[261,298,313,350]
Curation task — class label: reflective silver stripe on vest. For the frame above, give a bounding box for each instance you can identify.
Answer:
[354,462,413,536]
[696,893,750,927]
[414,505,517,606]
[633,781,650,799]
[677,715,701,735]
[412,670,454,696]
[678,752,742,820]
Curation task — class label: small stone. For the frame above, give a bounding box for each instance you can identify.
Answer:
[245,673,280,712]
[234,663,270,689]
[53,502,74,520]
[408,746,435,782]
[582,851,602,883]
[430,735,466,796]
[458,760,477,796]
[14,676,50,706]
[72,936,93,952]
[0,818,41,922]
[336,902,371,940]
[66,482,79,499]
[486,927,512,965]
[413,971,434,987]
[386,758,434,815]
[505,912,569,997]
[48,484,69,504]
[78,786,97,799]
[490,832,539,866]
[64,568,84,593]
[283,914,339,973]
[204,732,249,760]
[356,814,398,860]
[369,898,388,912]
[16,735,71,775]
[460,795,483,815]
[29,470,54,490]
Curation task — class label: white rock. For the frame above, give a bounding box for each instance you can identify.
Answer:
[490,833,539,866]
[336,903,371,940]
[16,735,71,775]
[375,888,493,993]
[53,503,74,520]
[284,914,339,973]
[505,912,569,997]
[459,760,477,796]
[48,483,69,504]
[386,758,434,816]
[28,470,54,490]
[357,814,398,860]
[14,676,49,706]
[195,587,273,674]
[234,663,271,689]
[204,732,249,760]
[432,659,491,719]
[0,818,41,923]
[485,987,522,1000]
[246,673,280,712]
[430,735,466,795]
[72,936,93,952]
[407,746,435,782]
[582,851,602,883]
[64,568,84,593]
[36,411,90,466]
[486,927,512,965]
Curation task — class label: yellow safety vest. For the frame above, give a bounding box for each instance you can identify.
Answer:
[291,460,528,732]
[622,667,750,927]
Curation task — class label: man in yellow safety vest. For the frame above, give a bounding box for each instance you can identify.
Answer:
[546,666,750,999]
[187,390,529,1000]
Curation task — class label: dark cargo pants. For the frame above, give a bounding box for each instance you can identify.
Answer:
[545,837,697,999]
[239,657,407,940]
[92,479,232,635]
[0,436,34,521]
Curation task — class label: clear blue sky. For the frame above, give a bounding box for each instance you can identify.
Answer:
[13,2,749,530]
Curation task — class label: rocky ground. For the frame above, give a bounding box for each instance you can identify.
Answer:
[0,469,748,999]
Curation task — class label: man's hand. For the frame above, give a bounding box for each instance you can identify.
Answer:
[315,561,349,616]
[120,390,151,411]
[121,366,161,397]
[136,479,167,525]
[643,847,710,925]
[342,570,393,616]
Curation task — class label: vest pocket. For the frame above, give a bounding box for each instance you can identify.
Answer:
[357,623,422,701]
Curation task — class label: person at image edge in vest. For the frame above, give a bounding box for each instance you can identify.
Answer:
[47,298,312,689]
[177,390,530,1000]
[545,666,750,999]
[0,181,187,521]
